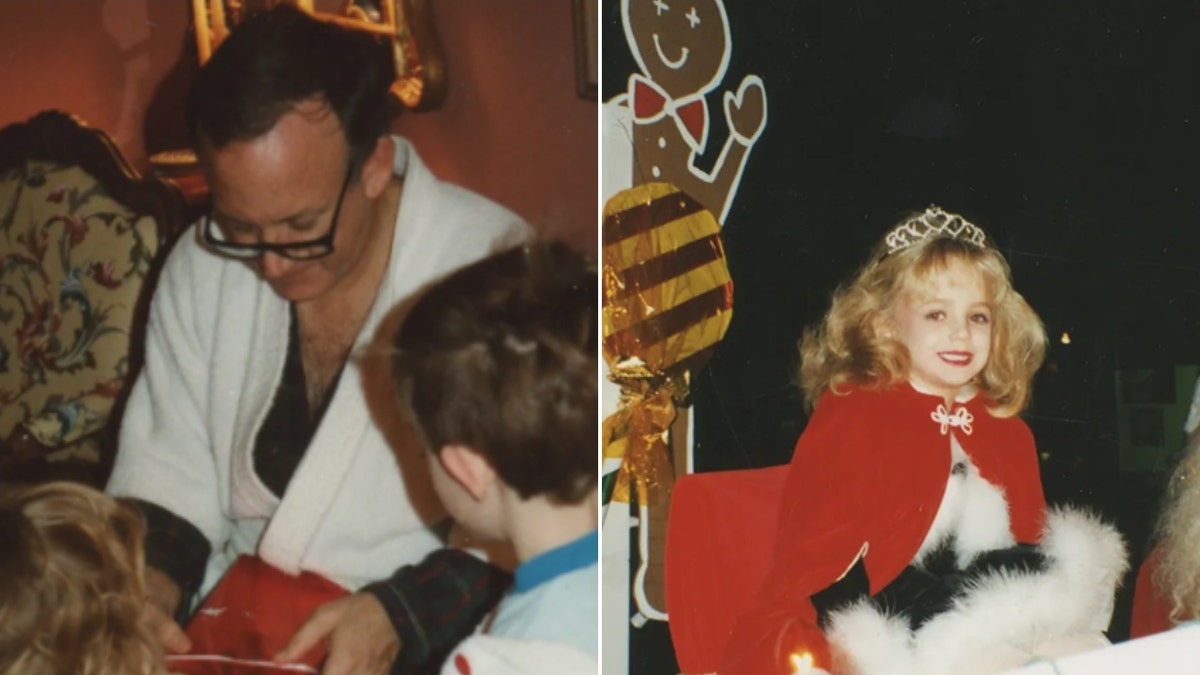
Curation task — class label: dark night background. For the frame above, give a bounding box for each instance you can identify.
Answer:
[603,1,1200,673]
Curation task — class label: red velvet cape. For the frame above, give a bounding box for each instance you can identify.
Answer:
[718,383,1047,675]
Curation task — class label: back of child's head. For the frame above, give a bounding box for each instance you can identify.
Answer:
[391,241,597,504]
[799,206,1046,416]
[0,481,158,675]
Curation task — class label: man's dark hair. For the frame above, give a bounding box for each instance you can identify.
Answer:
[391,242,597,505]
[186,4,396,168]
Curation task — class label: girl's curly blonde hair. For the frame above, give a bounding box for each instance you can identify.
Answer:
[0,482,161,675]
[1153,427,1200,623]
[798,215,1047,418]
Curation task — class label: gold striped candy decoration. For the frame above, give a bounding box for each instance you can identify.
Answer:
[601,182,733,507]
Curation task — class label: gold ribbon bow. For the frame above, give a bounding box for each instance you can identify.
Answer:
[602,367,686,507]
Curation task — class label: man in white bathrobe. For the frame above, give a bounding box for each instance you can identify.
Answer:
[106,6,530,674]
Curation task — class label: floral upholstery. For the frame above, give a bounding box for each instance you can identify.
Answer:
[0,159,159,453]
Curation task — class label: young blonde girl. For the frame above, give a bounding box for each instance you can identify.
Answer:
[798,208,1045,417]
[0,481,162,675]
[719,207,1126,675]
[1132,420,1200,635]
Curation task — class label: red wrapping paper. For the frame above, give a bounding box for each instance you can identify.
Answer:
[165,556,348,675]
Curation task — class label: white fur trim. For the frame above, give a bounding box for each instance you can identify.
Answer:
[952,448,1016,568]
[915,437,1014,568]
[827,507,1127,675]
[912,506,1127,675]
[1036,506,1128,632]
[826,600,915,675]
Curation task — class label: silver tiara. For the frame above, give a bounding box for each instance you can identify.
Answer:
[884,206,986,255]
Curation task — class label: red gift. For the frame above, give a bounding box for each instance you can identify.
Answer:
[165,556,348,675]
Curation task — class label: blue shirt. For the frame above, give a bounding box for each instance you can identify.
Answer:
[487,529,599,656]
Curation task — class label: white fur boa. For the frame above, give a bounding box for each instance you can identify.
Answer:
[826,507,1128,675]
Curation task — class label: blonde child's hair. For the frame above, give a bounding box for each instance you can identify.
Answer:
[1153,426,1200,622]
[798,211,1047,417]
[0,482,161,675]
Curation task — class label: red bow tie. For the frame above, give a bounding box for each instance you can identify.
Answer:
[628,74,709,150]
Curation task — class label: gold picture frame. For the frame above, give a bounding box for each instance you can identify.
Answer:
[573,0,598,100]
[191,0,446,111]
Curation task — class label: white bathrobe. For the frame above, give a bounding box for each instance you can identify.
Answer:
[108,138,532,593]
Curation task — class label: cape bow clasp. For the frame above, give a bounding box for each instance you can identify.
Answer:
[931,404,974,435]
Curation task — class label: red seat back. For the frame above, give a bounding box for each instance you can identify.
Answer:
[665,465,789,674]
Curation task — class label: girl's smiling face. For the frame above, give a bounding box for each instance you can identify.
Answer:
[888,258,993,403]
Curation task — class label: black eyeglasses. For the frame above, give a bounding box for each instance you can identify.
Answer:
[201,164,354,260]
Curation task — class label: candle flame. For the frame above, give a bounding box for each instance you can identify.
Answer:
[789,651,815,673]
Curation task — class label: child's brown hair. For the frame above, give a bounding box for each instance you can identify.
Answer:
[0,481,160,675]
[391,241,597,504]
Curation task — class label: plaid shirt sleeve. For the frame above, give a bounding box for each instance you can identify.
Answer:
[363,548,512,674]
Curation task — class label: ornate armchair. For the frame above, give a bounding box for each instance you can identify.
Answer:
[0,111,182,486]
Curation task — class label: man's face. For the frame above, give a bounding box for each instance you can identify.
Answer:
[201,99,378,303]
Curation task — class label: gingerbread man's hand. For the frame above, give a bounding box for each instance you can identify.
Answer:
[725,75,767,145]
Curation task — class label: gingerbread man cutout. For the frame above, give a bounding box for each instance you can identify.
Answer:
[618,0,767,223]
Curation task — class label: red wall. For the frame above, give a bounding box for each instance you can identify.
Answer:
[0,1,193,169]
[393,1,597,253]
[0,0,596,253]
